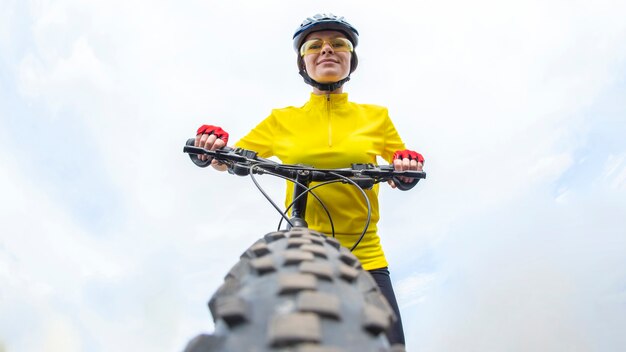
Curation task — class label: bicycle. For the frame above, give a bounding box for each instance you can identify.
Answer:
[182,139,426,352]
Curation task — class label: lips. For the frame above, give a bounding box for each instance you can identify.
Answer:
[317,59,339,65]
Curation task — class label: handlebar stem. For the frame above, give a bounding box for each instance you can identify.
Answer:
[288,170,311,229]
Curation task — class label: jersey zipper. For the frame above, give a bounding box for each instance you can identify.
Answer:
[326,93,332,147]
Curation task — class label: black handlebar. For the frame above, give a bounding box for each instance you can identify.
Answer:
[184,138,425,190]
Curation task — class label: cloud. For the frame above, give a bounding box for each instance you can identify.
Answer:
[402,185,626,350]
[396,272,438,308]
[603,153,626,191]
[40,316,83,352]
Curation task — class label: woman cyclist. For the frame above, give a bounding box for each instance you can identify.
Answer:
[194,13,424,347]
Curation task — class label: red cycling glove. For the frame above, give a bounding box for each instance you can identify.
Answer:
[393,149,425,164]
[196,125,229,145]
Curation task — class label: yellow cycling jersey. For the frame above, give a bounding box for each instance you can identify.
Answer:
[235,93,406,270]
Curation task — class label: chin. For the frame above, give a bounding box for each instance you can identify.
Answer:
[314,73,347,83]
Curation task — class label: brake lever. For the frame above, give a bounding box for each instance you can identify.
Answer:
[391,176,420,191]
[359,165,425,191]
[184,138,250,166]
[184,139,212,167]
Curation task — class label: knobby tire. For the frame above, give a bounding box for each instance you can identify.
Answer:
[184,228,404,352]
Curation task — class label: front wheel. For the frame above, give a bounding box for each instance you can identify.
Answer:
[185,228,402,352]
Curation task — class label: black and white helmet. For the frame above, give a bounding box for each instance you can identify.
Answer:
[293,13,360,91]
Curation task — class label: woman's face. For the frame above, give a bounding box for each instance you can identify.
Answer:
[302,30,352,83]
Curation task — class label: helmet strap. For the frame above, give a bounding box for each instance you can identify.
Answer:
[299,69,351,92]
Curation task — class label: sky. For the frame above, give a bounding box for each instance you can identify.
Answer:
[1,0,625,351]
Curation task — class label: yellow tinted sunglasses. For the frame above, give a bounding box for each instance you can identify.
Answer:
[299,37,354,56]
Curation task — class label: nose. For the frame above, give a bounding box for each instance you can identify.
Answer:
[320,41,334,55]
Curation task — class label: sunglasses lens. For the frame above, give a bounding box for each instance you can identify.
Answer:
[300,40,323,56]
[300,38,353,56]
[330,38,352,52]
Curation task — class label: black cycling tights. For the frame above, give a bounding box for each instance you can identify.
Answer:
[368,267,405,346]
